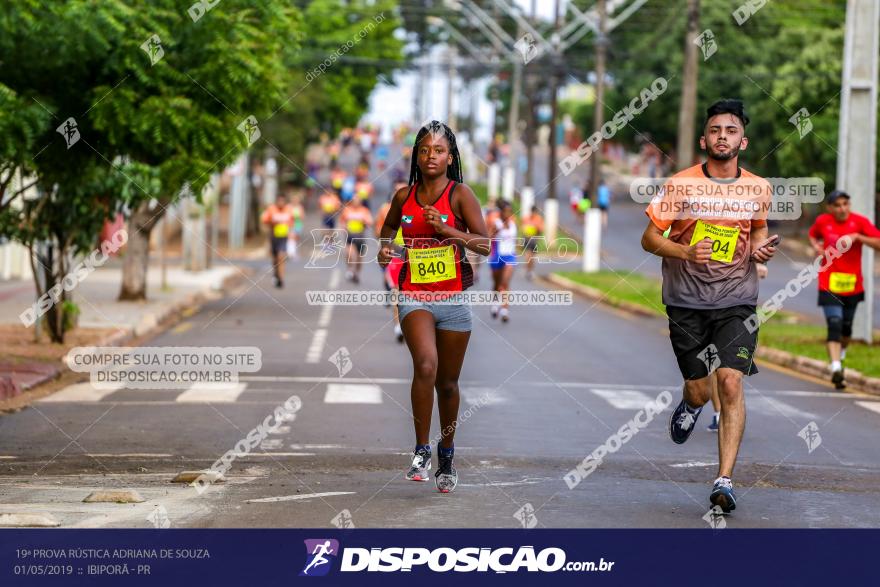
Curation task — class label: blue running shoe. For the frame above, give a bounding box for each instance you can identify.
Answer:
[710,476,736,513]
[669,398,702,444]
[707,414,719,432]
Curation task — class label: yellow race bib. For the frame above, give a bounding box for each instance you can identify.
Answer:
[347,219,365,233]
[523,225,537,237]
[408,246,457,284]
[829,272,856,294]
[273,223,289,238]
[393,228,404,246]
[322,202,337,213]
[689,220,740,264]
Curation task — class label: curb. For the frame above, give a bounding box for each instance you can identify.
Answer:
[2,267,253,408]
[93,267,251,349]
[542,272,880,397]
[756,346,880,397]
[541,273,661,318]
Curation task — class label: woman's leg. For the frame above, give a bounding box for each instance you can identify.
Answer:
[434,328,471,449]
[401,310,438,445]
[500,264,514,309]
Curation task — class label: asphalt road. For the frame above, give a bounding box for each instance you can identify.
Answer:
[1,235,879,529]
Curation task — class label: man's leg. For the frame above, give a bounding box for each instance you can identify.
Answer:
[714,367,745,479]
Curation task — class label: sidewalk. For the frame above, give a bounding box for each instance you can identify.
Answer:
[0,258,250,402]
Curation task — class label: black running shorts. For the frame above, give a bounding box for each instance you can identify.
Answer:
[666,304,759,380]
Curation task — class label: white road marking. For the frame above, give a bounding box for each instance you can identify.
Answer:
[305,329,328,363]
[241,375,411,384]
[324,383,382,404]
[462,387,505,406]
[590,388,656,410]
[268,426,291,435]
[39,382,122,403]
[85,454,173,458]
[243,452,316,457]
[245,491,354,504]
[328,270,341,290]
[259,439,284,450]
[318,304,333,328]
[855,401,880,416]
[175,383,247,403]
[290,444,347,450]
[750,396,818,421]
[669,461,719,468]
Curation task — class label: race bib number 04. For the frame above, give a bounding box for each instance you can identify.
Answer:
[689,219,740,264]
[829,272,857,294]
[408,245,457,284]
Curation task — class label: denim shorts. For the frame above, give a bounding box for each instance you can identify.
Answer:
[398,301,472,332]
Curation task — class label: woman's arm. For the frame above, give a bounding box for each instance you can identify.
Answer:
[426,183,490,256]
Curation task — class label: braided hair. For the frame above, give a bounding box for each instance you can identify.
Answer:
[408,120,463,185]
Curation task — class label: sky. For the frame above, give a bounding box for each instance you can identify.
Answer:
[364,0,572,143]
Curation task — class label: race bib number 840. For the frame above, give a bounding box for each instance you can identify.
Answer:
[408,245,456,284]
[689,220,740,264]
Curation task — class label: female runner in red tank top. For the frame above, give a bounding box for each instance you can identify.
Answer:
[378,121,489,493]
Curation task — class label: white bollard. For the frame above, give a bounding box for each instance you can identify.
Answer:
[520,186,534,219]
[488,163,500,201]
[544,198,559,245]
[582,208,602,273]
[502,165,515,202]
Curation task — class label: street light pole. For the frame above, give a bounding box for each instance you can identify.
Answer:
[588,0,607,202]
[837,0,879,342]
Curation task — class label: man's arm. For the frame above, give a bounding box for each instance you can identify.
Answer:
[640,221,711,263]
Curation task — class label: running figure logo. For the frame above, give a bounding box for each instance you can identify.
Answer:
[514,33,541,64]
[300,539,339,577]
[56,117,80,149]
[140,34,164,66]
[329,347,353,377]
[702,506,727,529]
[331,509,355,529]
[693,29,717,61]
[789,108,813,139]
[306,229,347,268]
[697,344,721,375]
[798,421,822,453]
[237,115,261,146]
[513,503,538,529]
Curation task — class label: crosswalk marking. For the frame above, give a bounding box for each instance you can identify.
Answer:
[855,401,880,416]
[38,382,121,403]
[324,383,382,404]
[175,383,246,403]
[590,388,655,410]
[750,396,817,421]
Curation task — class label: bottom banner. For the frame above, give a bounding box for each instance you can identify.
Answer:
[0,529,872,586]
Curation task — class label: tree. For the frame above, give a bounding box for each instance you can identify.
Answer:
[0,1,301,341]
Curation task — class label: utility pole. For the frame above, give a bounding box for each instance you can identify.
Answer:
[544,0,562,243]
[588,0,608,201]
[676,0,700,170]
[447,45,458,128]
[837,0,879,342]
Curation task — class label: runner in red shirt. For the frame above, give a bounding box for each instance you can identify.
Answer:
[378,121,489,493]
[808,190,880,388]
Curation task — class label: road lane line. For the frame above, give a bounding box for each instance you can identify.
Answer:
[590,388,656,410]
[175,383,247,403]
[318,304,333,328]
[305,329,328,363]
[324,383,383,404]
[328,270,341,290]
[245,491,354,504]
[855,401,880,416]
